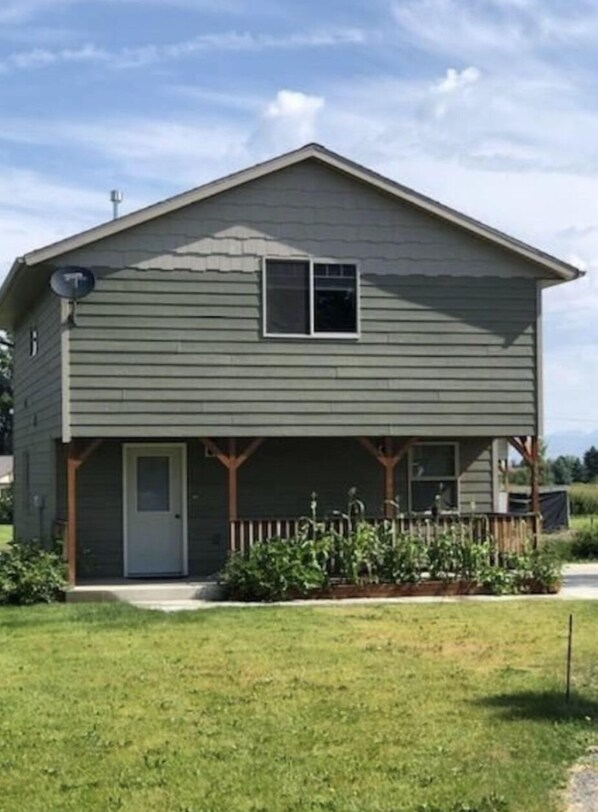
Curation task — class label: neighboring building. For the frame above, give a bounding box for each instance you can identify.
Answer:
[0,455,13,493]
[0,144,580,583]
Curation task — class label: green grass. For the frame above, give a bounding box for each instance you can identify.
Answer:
[0,523,12,549]
[544,515,598,560]
[1,602,597,811]
[571,514,598,532]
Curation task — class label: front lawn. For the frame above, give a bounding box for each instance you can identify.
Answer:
[0,523,12,549]
[1,602,597,812]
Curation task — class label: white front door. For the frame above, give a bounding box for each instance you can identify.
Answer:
[124,445,187,577]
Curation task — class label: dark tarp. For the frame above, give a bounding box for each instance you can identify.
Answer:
[508,490,569,532]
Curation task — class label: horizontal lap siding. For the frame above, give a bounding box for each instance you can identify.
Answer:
[68,272,536,437]
[459,439,493,513]
[62,160,538,438]
[13,292,62,540]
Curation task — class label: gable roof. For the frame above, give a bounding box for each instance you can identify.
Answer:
[0,143,582,325]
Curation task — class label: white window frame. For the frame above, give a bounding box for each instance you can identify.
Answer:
[262,256,361,339]
[408,441,460,514]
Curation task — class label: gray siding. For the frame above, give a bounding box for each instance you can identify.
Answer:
[13,292,63,540]
[460,439,493,513]
[61,159,539,439]
[63,161,544,279]
[67,273,536,437]
[76,437,493,578]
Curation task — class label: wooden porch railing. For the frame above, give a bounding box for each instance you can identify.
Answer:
[229,513,540,557]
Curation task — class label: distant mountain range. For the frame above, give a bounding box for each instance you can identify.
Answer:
[545,431,598,458]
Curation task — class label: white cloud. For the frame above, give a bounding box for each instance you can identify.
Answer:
[435,66,481,94]
[264,90,324,133]
[432,66,482,118]
[0,0,250,25]
[248,90,325,156]
[0,28,367,73]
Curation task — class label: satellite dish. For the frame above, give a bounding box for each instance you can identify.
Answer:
[50,266,95,301]
[50,266,96,326]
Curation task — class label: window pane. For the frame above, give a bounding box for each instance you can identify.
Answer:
[411,481,458,512]
[265,260,309,334]
[411,444,456,478]
[137,456,170,512]
[314,263,357,333]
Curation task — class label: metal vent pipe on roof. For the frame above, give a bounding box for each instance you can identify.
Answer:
[110,189,123,220]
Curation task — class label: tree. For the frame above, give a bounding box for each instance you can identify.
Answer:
[552,455,571,485]
[583,446,598,483]
[552,455,579,485]
[509,464,529,486]
[0,336,12,455]
[571,457,586,483]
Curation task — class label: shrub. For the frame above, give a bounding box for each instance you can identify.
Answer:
[570,525,598,560]
[569,483,598,515]
[0,539,67,605]
[220,536,328,601]
[0,484,13,524]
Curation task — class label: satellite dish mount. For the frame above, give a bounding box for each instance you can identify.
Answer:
[50,266,96,326]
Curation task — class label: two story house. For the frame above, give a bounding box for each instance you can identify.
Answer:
[0,144,580,585]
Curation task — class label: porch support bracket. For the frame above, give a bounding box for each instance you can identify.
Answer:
[200,437,264,524]
[358,436,417,518]
[508,435,541,543]
[66,439,103,586]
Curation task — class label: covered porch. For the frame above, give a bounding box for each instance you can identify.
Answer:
[61,435,542,585]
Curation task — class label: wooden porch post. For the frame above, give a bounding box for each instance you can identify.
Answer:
[358,436,417,518]
[200,437,263,551]
[228,438,238,522]
[66,444,78,587]
[509,435,541,545]
[65,439,103,586]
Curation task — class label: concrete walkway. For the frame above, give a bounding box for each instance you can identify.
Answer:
[560,563,598,600]
[132,563,598,612]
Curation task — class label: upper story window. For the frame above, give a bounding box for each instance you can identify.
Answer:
[29,327,38,358]
[263,259,358,337]
[409,443,459,513]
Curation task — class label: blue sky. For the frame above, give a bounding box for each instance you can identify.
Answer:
[1,0,597,452]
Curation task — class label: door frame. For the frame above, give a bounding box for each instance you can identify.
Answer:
[122,442,189,578]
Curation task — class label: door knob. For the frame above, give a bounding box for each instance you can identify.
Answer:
[175,513,181,519]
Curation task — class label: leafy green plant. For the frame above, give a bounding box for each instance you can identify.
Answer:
[380,530,427,584]
[334,520,381,584]
[480,565,517,596]
[220,536,328,601]
[520,548,562,592]
[0,539,67,605]
[221,492,564,600]
[456,536,492,580]
[427,532,461,582]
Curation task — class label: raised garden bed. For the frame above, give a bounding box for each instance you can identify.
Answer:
[299,579,560,599]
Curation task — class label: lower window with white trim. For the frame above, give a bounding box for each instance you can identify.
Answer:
[409,442,459,513]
